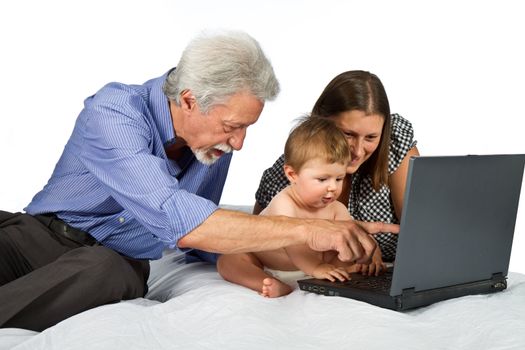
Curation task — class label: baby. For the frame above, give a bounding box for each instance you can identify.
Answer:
[217,116,384,297]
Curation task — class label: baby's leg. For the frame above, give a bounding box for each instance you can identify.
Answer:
[217,253,292,297]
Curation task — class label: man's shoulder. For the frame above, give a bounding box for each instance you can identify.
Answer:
[84,74,166,117]
[91,72,166,103]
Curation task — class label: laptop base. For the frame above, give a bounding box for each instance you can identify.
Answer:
[297,273,507,311]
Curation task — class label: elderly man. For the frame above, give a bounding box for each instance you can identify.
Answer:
[0,30,397,331]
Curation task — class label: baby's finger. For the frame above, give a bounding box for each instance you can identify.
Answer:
[335,267,350,280]
[324,273,336,282]
[329,269,348,282]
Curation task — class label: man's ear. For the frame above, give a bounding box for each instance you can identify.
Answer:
[180,89,196,114]
[284,164,298,184]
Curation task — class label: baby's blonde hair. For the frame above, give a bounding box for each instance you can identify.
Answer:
[284,116,349,171]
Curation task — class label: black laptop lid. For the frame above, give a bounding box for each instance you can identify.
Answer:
[390,155,525,296]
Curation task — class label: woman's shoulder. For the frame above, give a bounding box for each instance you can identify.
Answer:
[388,114,417,174]
[390,114,415,140]
[255,154,288,208]
[266,154,285,172]
[260,154,287,184]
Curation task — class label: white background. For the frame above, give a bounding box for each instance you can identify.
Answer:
[1,0,524,272]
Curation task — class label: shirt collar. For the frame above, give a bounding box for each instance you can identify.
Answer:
[147,69,176,145]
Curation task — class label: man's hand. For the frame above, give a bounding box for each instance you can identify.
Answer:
[305,219,399,264]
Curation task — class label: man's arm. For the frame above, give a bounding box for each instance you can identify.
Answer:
[177,209,399,263]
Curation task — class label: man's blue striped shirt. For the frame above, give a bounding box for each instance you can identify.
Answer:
[25,71,232,260]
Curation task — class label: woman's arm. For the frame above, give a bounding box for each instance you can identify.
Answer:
[388,146,420,220]
[253,202,264,215]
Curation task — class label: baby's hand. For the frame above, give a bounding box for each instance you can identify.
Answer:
[312,264,349,282]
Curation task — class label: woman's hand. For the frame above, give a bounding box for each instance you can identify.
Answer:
[352,247,387,276]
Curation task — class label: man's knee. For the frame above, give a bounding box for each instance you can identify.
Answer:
[0,233,32,286]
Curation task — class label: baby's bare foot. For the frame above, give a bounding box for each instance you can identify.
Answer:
[261,277,293,298]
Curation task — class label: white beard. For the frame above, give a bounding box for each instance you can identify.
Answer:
[193,143,233,165]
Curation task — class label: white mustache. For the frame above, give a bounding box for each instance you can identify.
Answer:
[212,144,233,153]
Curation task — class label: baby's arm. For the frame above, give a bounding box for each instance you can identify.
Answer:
[285,244,349,282]
[333,201,353,220]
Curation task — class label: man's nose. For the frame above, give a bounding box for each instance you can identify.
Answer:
[228,128,247,151]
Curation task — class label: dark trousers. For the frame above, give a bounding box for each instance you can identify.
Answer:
[0,210,150,331]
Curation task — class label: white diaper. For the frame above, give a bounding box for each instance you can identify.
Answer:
[264,268,309,287]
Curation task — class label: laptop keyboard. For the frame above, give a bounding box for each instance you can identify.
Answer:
[343,273,393,293]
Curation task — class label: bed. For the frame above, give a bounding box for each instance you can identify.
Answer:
[1,206,525,350]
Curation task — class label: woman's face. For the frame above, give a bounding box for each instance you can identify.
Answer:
[333,110,384,174]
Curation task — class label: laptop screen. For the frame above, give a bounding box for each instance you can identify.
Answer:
[390,155,525,296]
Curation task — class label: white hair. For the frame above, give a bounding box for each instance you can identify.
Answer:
[163,30,280,113]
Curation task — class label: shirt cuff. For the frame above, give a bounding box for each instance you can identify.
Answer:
[161,190,218,247]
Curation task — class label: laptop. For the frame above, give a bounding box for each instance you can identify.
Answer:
[298,154,525,310]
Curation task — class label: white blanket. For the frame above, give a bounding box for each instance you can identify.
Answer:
[2,249,525,350]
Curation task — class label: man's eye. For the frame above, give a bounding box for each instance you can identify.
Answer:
[224,124,243,133]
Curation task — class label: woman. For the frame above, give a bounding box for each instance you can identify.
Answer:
[254,70,419,263]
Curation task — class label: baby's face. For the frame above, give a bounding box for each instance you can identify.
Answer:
[293,158,347,208]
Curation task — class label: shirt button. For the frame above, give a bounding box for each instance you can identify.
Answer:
[118,217,125,223]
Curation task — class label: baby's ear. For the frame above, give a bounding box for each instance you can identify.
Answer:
[283,164,298,183]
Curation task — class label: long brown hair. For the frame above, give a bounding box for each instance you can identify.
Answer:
[311,70,391,191]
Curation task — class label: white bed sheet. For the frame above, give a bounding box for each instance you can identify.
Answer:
[1,247,525,350]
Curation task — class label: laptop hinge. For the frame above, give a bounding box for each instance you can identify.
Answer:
[491,272,507,289]
[395,288,416,310]
[491,272,504,279]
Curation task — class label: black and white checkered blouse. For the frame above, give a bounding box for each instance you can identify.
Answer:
[255,114,417,261]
